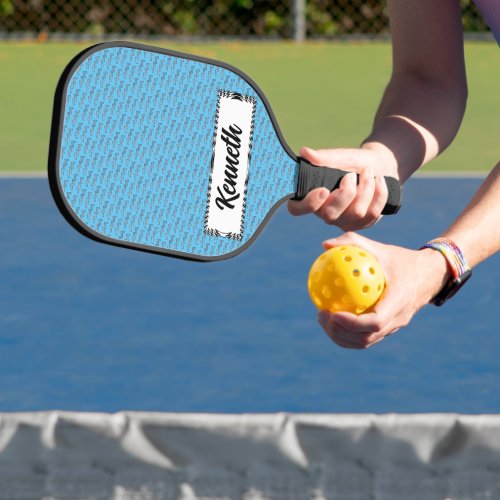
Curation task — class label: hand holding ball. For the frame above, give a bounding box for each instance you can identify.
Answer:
[308,245,385,314]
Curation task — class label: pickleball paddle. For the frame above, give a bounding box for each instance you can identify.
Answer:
[48,41,401,261]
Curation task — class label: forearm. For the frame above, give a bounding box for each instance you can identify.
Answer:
[361,0,467,183]
[441,162,500,267]
[418,162,500,303]
[362,73,467,182]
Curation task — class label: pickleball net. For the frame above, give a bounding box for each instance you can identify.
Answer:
[1,412,499,499]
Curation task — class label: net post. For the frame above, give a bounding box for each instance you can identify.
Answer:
[292,0,306,42]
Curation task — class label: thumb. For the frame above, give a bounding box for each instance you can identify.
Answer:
[299,146,324,165]
[300,147,366,169]
[322,231,368,250]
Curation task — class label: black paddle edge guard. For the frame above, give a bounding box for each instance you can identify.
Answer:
[48,41,296,262]
[293,158,402,215]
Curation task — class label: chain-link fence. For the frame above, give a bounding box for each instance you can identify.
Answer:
[0,0,491,40]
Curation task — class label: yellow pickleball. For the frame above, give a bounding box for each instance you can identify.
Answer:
[308,245,385,314]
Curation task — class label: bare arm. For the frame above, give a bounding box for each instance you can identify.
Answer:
[441,162,500,267]
[318,162,500,349]
[289,0,468,226]
[363,0,468,181]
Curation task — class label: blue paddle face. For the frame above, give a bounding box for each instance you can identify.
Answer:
[51,42,298,261]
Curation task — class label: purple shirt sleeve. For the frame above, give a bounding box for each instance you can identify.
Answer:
[473,0,500,45]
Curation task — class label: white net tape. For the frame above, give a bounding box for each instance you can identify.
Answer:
[0,412,500,499]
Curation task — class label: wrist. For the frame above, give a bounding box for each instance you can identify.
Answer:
[361,141,399,178]
[417,248,453,303]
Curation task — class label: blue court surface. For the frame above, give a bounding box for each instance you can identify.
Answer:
[0,176,498,413]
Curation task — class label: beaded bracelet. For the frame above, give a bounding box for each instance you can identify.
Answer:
[420,237,472,306]
[421,238,470,278]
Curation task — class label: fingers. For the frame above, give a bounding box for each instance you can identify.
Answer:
[318,312,362,349]
[314,233,424,349]
[299,146,359,168]
[288,147,340,216]
[367,175,389,221]
[287,187,330,216]
[289,146,361,220]
[331,311,386,334]
[318,308,398,349]
[315,172,358,223]
[331,169,387,231]
[289,147,389,230]
[322,231,377,253]
[304,162,376,228]
[347,164,376,220]
[339,174,388,230]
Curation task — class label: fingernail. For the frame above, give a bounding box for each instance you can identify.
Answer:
[322,239,335,249]
[319,188,329,200]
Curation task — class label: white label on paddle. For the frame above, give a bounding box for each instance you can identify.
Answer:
[205,91,255,240]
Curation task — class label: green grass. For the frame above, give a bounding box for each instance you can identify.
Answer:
[0,40,497,172]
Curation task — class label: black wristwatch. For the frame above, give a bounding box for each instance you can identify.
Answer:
[421,238,472,307]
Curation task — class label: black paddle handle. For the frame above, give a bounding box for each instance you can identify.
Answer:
[293,157,402,215]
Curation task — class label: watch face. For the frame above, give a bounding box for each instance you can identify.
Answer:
[432,269,472,306]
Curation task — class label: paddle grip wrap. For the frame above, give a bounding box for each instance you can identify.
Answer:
[293,158,402,215]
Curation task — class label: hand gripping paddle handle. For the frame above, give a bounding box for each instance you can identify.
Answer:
[293,158,402,215]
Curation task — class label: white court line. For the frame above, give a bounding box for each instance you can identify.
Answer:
[0,171,47,178]
[0,170,489,179]
[414,170,487,178]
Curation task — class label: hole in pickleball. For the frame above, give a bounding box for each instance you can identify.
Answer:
[378,284,382,291]
[362,285,369,293]
[334,277,344,287]
[352,269,360,277]
[344,256,352,262]
[313,271,321,282]
[322,286,332,299]
[342,295,351,304]
[356,306,366,314]
[333,303,342,311]
[359,251,366,257]
[313,294,322,307]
